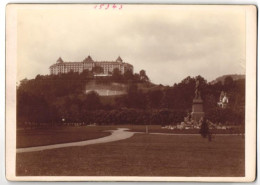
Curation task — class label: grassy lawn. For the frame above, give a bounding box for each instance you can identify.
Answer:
[17,127,111,148]
[17,125,244,148]
[16,133,244,177]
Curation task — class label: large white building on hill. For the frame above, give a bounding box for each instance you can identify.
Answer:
[49,56,133,75]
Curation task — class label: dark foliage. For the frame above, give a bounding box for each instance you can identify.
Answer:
[17,73,245,126]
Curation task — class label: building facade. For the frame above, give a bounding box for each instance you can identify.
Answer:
[49,56,133,75]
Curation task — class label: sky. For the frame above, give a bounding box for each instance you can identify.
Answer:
[17,4,246,85]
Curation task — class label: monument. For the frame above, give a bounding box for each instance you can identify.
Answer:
[191,78,205,122]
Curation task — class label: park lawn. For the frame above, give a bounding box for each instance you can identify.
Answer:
[17,125,244,148]
[17,125,149,148]
[17,126,112,148]
[16,133,244,177]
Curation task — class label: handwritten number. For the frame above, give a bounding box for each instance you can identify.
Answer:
[94,4,123,10]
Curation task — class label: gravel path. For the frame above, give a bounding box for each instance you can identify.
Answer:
[17,128,135,153]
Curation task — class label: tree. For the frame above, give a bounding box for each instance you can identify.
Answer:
[81,69,93,79]
[224,76,234,91]
[16,72,245,127]
[112,68,123,82]
[204,94,217,110]
[123,70,134,82]
[125,83,147,109]
[83,91,101,110]
[68,104,80,122]
[17,90,52,124]
[139,70,149,82]
[19,78,28,86]
[92,66,104,75]
[133,73,141,82]
[147,90,163,108]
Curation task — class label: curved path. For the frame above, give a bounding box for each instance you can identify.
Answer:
[17,128,240,154]
[17,128,135,154]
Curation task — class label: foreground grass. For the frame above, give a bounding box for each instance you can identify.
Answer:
[16,133,244,177]
[17,125,146,148]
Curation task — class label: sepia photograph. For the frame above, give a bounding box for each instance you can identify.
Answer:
[5,4,256,182]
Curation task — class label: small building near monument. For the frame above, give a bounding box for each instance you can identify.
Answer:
[218,91,229,108]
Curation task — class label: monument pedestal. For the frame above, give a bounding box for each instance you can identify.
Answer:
[191,98,204,123]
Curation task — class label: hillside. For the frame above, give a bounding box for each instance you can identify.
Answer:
[17,73,245,126]
[85,81,127,96]
[85,80,162,97]
[210,74,245,85]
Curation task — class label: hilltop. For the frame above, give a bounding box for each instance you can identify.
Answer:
[210,74,245,85]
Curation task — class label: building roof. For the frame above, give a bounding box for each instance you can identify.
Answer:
[50,56,133,68]
[83,55,94,63]
[56,57,64,63]
[116,56,123,63]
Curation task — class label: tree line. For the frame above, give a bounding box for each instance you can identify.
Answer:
[17,70,245,127]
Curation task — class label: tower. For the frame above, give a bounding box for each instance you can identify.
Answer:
[116,56,123,63]
[56,57,64,63]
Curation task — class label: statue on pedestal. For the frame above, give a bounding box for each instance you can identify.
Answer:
[194,78,201,99]
[191,77,204,122]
